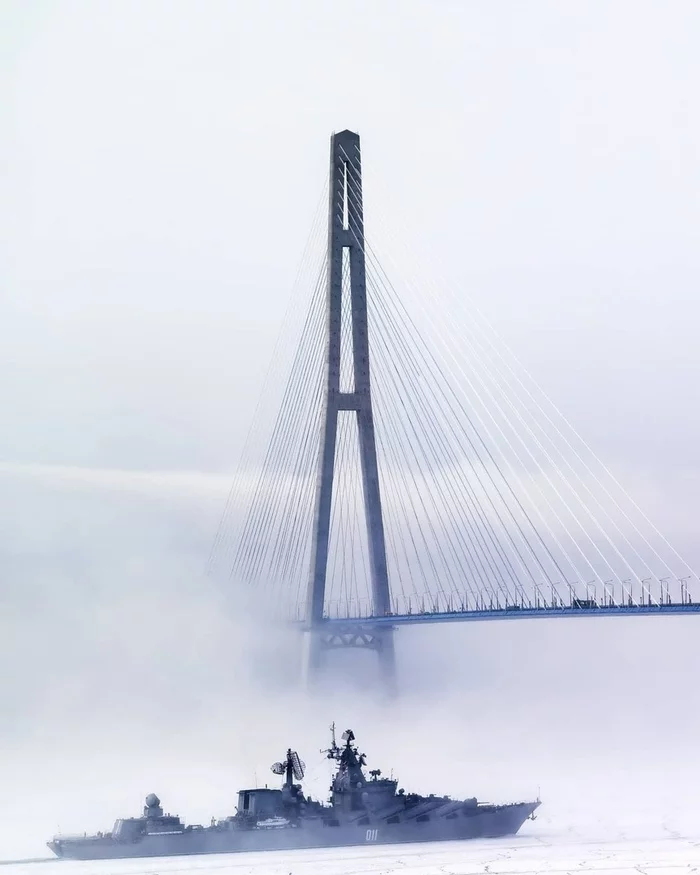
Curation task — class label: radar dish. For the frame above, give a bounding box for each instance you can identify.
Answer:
[290,750,305,780]
[145,794,160,808]
[270,762,285,775]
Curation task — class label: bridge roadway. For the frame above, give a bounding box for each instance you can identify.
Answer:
[312,600,700,629]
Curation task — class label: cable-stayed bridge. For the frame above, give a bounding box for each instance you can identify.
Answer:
[207,129,700,686]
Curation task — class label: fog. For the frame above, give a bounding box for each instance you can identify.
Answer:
[1,470,698,857]
[2,0,700,861]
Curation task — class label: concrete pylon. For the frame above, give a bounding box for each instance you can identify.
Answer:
[306,130,396,692]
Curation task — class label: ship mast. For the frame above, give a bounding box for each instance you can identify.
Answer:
[324,723,341,761]
[284,749,294,788]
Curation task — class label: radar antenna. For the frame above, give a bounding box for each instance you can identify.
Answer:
[272,748,306,786]
[290,750,305,781]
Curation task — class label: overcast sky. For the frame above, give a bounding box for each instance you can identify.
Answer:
[1,0,700,859]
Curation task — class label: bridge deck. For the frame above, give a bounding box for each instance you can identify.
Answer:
[315,601,700,628]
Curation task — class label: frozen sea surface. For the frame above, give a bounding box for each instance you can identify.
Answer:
[4,809,700,875]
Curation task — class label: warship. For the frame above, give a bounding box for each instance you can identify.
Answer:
[47,725,540,860]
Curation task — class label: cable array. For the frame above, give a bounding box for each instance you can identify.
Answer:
[205,181,328,609]
[328,140,699,617]
[208,144,699,622]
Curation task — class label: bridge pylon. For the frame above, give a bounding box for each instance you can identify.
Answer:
[306,130,396,690]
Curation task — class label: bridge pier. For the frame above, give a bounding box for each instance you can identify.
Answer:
[305,623,397,695]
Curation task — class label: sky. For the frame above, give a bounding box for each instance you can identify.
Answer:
[1,0,700,860]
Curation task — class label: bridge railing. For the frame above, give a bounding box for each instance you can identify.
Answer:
[288,578,699,625]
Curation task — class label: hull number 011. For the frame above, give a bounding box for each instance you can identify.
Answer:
[365,829,379,842]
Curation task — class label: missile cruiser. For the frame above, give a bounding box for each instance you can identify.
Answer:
[47,725,540,860]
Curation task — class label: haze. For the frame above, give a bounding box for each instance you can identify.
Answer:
[1,0,699,860]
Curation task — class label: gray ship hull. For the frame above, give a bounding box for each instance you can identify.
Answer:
[48,802,539,861]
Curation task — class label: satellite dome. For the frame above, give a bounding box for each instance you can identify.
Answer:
[145,794,161,808]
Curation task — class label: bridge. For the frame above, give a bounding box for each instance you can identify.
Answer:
[206,129,699,687]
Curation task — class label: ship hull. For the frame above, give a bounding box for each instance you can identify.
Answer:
[48,802,539,861]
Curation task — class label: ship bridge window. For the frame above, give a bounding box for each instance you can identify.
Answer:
[387,816,400,824]
[416,814,430,822]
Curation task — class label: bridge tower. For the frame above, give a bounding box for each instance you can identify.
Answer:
[306,130,396,688]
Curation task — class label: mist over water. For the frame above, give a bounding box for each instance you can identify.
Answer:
[1,472,698,859]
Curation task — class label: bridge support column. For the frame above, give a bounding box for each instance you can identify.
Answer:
[305,624,396,695]
[306,130,396,692]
